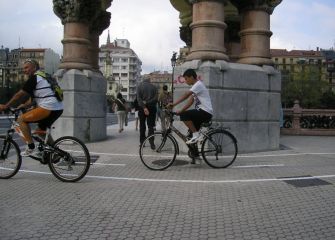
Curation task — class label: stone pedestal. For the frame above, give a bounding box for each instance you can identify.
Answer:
[173,60,281,153]
[53,69,107,142]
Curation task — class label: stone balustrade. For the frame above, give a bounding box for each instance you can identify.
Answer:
[281,100,335,135]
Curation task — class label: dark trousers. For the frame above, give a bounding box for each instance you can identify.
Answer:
[139,105,157,144]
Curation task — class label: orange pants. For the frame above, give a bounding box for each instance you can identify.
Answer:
[20,107,51,123]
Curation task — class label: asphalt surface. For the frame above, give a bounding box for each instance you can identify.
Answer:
[0,119,335,240]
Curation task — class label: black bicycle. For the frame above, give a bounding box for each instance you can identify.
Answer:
[139,110,238,170]
[0,108,91,182]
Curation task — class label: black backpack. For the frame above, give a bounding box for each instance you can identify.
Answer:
[35,71,64,102]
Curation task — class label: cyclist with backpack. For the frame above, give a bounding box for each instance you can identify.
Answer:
[0,59,63,157]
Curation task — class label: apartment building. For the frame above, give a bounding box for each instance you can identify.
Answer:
[99,38,142,101]
[0,47,60,88]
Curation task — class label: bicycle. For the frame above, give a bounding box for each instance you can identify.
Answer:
[0,108,91,182]
[139,109,238,170]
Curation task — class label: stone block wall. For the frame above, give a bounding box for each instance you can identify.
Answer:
[174,60,281,153]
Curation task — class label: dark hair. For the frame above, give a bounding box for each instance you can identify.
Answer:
[117,93,123,99]
[24,58,40,70]
[183,69,197,79]
[163,85,168,91]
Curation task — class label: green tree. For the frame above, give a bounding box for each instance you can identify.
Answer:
[281,66,329,108]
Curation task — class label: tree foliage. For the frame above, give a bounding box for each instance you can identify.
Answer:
[281,67,331,108]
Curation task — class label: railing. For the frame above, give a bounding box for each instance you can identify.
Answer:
[281,100,335,135]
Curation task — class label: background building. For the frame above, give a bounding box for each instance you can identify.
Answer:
[142,71,172,93]
[271,48,326,82]
[0,47,60,102]
[99,36,142,101]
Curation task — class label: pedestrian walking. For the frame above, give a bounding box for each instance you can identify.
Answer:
[133,98,140,131]
[113,93,127,133]
[137,77,158,148]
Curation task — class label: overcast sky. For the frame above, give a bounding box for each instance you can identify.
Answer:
[0,0,334,74]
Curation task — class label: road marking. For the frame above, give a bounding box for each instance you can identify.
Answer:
[14,169,335,184]
[90,151,335,159]
[232,164,284,168]
[93,162,126,166]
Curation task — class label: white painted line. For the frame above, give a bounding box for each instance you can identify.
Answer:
[93,162,126,166]
[232,164,284,168]
[80,174,335,183]
[14,168,335,184]
[238,152,335,158]
[90,151,335,159]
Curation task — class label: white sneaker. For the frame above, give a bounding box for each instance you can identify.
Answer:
[21,147,34,157]
[186,135,200,145]
[21,147,42,158]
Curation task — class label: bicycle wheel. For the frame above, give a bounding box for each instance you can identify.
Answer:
[48,136,90,182]
[139,132,177,170]
[0,136,22,179]
[201,129,237,168]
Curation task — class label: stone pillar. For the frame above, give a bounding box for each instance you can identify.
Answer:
[231,0,282,65]
[224,1,241,62]
[52,0,112,142]
[90,11,111,71]
[170,0,193,48]
[186,0,229,61]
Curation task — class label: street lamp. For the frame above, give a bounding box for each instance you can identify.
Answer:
[170,52,177,100]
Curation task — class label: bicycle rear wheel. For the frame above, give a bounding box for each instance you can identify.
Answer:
[139,132,177,170]
[0,136,22,179]
[48,136,90,182]
[201,129,237,168]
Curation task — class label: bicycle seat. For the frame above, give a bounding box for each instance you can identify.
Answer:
[201,121,212,128]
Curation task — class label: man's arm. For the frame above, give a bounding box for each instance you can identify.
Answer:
[170,90,193,108]
[0,90,29,111]
[136,84,145,108]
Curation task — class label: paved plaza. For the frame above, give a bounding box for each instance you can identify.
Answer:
[1,121,335,240]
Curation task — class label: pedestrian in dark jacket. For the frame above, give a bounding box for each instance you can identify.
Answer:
[136,78,158,148]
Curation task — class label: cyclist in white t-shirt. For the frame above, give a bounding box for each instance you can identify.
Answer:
[0,59,63,157]
[168,69,213,144]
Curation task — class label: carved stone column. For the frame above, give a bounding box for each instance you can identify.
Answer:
[53,0,102,69]
[224,1,240,62]
[170,0,193,47]
[186,0,229,61]
[52,0,112,142]
[231,0,282,65]
[90,11,111,71]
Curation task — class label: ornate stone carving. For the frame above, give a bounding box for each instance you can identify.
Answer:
[90,10,111,34]
[180,26,192,47]
[53,0,102,24]
[188,0,228,4]
[230,0,282,14]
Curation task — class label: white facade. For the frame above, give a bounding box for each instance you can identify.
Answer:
[99,39,142,101]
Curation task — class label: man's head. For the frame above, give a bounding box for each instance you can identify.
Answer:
[23,59,39,77]
[163,85,168,92]
[182,69,197,85]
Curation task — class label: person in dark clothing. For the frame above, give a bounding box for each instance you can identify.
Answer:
[113,93,127,133]
[136,78,158,148]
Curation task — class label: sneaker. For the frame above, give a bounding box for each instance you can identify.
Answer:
[186,135,200,145]
[21,147,34,157]
[21,147,42,158]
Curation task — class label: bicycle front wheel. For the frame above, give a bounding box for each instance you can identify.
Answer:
[139,132,177,170]
[201,130,237,168]
[0,136,22,179]
[48,136,90,182]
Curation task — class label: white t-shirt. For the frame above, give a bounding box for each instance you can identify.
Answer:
[190,80,213,115]
[34,75,63,111]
